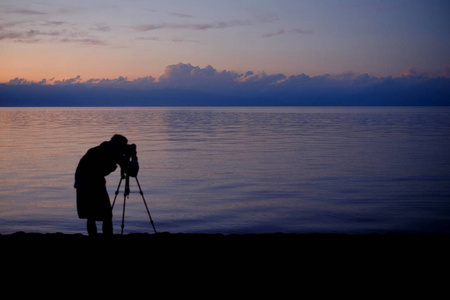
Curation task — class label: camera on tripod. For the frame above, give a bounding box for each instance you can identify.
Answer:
[124,143,137,159]
[112,142,157,235]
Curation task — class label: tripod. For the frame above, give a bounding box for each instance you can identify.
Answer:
[111,171,157,235]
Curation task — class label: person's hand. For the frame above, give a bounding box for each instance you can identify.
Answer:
[128,144,137,157]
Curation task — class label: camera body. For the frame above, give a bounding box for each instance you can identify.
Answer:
[124,143,137,158]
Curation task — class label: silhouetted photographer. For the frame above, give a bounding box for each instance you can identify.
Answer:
[74,134,139,236]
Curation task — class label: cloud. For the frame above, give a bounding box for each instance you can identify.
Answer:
[133,24,165,31]
[42,21,67,27]
[136,36,200,43]
[159,63,239,90]
[262,28,313,38]
[4,9,46,15]
[262,29,285,38]
[169,12,195,18]
[133,13,278,32]
[402,67,424,77]
[59,37,108,46]
[0,29,62,41]
[84,76,157,88]
[2,63,449,106]
[26,29,61,37]
[402,65,450,78]
[0,32,23,40]
[133,20,252,32]
[7,78,37,85]
[130,76,156,86]
[170,38,201,43]
[89,24,112,32]
[236,71,287,88]
[136,36,163,41]
[0,20,31,31]
[53,75,82,85]
[337,2,409,11]
[5,75,157,88]
[0,26,108,45]
[0,7,109,46]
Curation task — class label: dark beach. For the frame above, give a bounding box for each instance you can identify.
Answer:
[3,232,450,281]
[3,232,449,256]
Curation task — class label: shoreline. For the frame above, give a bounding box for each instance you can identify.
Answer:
[4,232,450,256]
[3,231,450,244]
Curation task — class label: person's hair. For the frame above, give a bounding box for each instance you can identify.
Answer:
[110,134,128,146]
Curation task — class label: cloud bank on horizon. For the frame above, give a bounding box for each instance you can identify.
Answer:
[2,62,450,106]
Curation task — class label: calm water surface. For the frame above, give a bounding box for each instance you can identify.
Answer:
[1,107,450,234]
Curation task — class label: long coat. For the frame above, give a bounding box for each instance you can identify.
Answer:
[75,141,139,220]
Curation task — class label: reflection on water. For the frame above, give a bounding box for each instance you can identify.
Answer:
[1,107,450,234]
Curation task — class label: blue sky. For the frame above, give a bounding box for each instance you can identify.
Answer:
[1,0,449,82]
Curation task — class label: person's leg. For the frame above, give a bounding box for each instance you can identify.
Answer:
[87,218,97,236]
[102,217,113,236]
[99,184,113,236]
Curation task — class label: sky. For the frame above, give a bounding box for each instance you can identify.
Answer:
[1,0,450,83]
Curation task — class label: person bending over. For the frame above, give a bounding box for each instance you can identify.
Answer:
[74,134,139,236]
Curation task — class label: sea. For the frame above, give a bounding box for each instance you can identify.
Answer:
[1,106,450,235]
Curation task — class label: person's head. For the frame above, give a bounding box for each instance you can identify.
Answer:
[110,134,128,152]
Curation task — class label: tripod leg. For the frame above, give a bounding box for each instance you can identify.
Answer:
[121,193,127,235]
[111,177,123,210]
[135,177,157,234]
